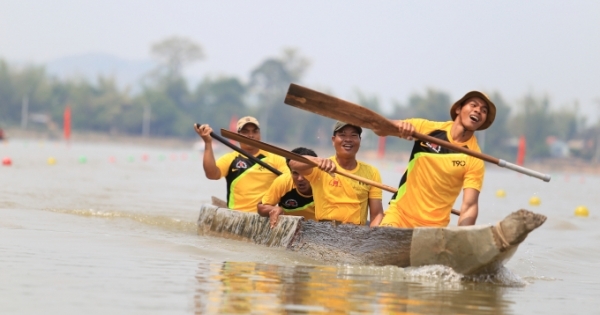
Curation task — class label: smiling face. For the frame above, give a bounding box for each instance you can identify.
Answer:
[455,97,489,131]
[331,125,361,158]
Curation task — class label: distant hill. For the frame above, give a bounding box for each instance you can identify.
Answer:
[45,53,156,88]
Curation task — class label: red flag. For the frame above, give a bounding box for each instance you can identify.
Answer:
[516,135,526,166]
[63,106,71,141]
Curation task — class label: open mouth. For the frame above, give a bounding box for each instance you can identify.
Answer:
[342,144,353,150]
[469,115,480,123]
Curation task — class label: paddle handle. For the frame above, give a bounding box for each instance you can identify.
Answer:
[413,132,551,182]
[195,124,282,176]
[211,132,282,176]
[498,159,551,182]
[285,84,551,183]
[333,169,397,193]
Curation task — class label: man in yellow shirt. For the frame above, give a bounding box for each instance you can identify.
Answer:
[379,91,496,228]
[289,121,384,227]
[195,116,288,212]
[258,147,317,228]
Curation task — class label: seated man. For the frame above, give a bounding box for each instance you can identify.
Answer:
[194,116,288,212]
[379,91,496,227]
[257,147,317,228]
[289,121,384,227]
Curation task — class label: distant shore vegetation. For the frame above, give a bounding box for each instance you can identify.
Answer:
[1,36,598,162]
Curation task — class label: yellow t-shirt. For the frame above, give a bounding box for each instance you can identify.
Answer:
[381,119,485,228]
[261,172,316,221]
[216,150,288,212]
[304,157,383,225]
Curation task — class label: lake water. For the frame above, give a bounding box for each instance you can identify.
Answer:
[1,139,599,314]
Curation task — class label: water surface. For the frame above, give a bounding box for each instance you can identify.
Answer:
[1,139,598,314]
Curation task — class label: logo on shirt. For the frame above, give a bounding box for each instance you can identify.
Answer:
[329,178,342,187]
[421,141,442,153]
[235,160,248,169]
[282,199,298,208]
[452,160,466,167]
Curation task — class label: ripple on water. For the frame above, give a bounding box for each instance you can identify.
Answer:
[46,208,198,234]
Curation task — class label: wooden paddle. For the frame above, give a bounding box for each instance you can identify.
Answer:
[194,123,282,176]
[284,84,552,183]
[220,129,461,216]
[211,196,228,208]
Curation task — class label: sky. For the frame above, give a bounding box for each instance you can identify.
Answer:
[1,0,599,122]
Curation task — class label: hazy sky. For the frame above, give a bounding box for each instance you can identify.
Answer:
[1,1,599,121]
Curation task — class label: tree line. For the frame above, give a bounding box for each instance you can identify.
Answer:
[0,37,597,161]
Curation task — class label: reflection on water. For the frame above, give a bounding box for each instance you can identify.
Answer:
[194,262,514,315]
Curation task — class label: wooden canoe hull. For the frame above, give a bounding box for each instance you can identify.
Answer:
[197,204,545,275]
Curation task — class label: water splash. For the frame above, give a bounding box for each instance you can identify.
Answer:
[46,208,197,233]
[333,264,462,284]
[463,266,528,286]
[335,263,530,287]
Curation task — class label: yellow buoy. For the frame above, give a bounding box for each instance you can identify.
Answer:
[529,196,541,206]
[47,157,56,165]
[495,189,506,198]
[575,206,589,217]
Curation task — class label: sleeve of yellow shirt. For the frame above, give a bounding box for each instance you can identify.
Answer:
[405,118,427,133]
[303,167,319,182]
[215,152,235,179]
[463,157,484,191]
[273,155,289,174]
[261,174,289,205]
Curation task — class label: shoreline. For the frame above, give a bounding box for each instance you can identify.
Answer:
[2,127,196,150]
[3,127,600,174]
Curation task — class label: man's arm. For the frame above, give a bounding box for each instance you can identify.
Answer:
[392,120,416,140]
[368,198,384,227]
[257,202,284,228]
[289,156,336,176]
[458,188,480,226]
[257,202,274,217]
[194,124,221,180]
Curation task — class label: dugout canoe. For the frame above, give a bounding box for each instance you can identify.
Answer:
[197,200,546,275]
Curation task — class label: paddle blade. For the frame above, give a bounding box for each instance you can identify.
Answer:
[285,84,399,137]
[219,129,316,166]
[211,196,228,208]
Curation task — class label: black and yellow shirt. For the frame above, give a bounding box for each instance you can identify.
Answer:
[381,119,485,228]
[304,157,383,225]
[261,172,316,221]
[216,150,288,212]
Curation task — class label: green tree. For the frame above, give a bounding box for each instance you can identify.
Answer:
[508,94,582,159]
[139,36,205,137]
[353,89,382,150]
[248,48,310,143]
[481,92,512,159]
[151,36,204,79]
[191,76,247,129]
